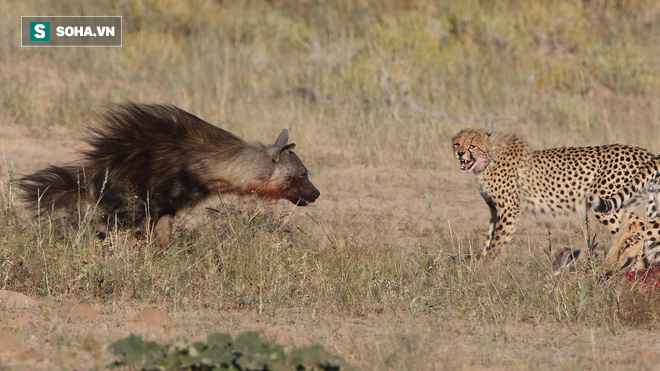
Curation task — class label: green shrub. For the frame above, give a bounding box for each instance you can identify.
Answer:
[108,331,350,370]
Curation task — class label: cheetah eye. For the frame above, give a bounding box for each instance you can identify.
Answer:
[468,144,476,150]
[453,143,459,148]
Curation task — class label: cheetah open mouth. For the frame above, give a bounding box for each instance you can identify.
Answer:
[460,159,475,172]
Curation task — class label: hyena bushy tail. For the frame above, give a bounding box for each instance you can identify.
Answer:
[18,165,90,212]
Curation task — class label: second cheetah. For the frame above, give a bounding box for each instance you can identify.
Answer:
[590,156,660,269]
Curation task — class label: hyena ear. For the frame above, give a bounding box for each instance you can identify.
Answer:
[274,129,289,146]
[272,143,296,163]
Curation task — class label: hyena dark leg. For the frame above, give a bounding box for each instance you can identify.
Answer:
[152,215,174,247]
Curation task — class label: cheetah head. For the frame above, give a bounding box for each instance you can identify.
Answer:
[451,129,493,174]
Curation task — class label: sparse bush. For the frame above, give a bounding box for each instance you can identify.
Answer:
[108,331,350,370]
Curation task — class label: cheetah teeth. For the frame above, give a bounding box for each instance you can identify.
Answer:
[460,159,475,171]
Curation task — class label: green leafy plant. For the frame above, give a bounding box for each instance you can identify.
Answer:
[108,331,350,370]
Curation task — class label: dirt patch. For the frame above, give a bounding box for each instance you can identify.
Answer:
[64,301,104,322]
[81,336,103,353]
[0,326,52,369]
[1,313,40,329]
[0,289,38,308]
[0,327,27,352]
[10,349,48,364]
[131,307,174,327]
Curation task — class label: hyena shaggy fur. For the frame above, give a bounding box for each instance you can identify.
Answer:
[19,103,320,246]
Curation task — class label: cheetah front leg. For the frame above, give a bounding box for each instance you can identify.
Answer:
[482,201,521,261]
[605,216,660,271]
[594,208,658,270]
[601,212,640,269]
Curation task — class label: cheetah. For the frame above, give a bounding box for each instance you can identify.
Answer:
[590,156,660,269]
[452,128,657,261]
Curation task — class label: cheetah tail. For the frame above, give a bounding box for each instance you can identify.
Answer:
[589,194,616,214]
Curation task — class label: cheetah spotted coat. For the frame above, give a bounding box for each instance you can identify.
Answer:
[452,128,657,261]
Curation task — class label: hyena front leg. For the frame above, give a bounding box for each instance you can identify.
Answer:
[152,214,174,247]
[482,203,520,261]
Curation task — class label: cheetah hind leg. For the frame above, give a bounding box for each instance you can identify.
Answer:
[612,194,660,270]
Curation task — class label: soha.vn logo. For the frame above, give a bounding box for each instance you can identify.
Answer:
[56,25,116,37]
[29,21,115,40]
[29,22,50,41]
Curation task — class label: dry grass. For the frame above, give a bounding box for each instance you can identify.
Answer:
[2,0,660,369]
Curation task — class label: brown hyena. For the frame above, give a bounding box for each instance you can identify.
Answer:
[19,103,320,246]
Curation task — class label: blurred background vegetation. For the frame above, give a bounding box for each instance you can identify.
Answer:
[2,0,659,170]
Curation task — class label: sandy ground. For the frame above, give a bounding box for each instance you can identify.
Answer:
[1,123,660,370]
[1,287,660,370]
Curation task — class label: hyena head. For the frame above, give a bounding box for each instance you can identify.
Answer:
[266,129,320,206]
